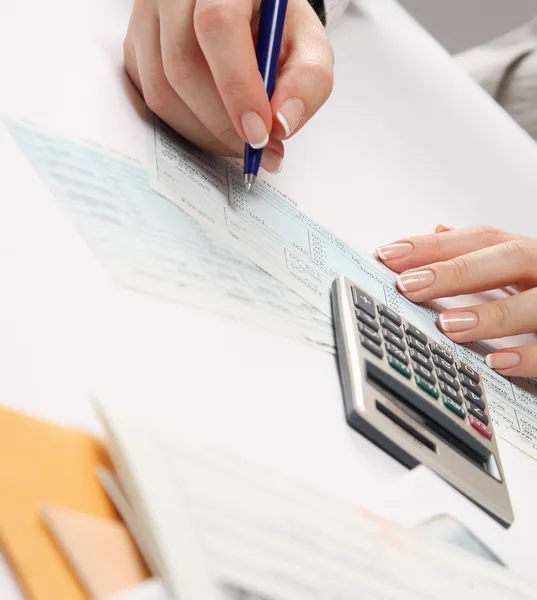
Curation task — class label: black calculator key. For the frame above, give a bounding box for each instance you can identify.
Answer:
[407,337,431,358]
[458,363,479,384]
[463,388,485,411]
[432,354,457,378]
[377,304,402,326]
[383,330,406,351]
[405,324,427,345]
[431,343,454,365]
[386,344,409,365]
[409,348,433,371]
[380,316,403,339]
[460,375,482,397]
[436,370,460,391]
[358,322,382,346]
[412,362,435,384]
[356,309,379,331]
[416,377,439,399]
[352,287,376,318]
[439,381,462,404]
[466,402,489,426]
[387,354,411,379]
[360,335,383,359]
[443,397,466,420]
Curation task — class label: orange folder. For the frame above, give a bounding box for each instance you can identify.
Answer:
[0,407,122,600]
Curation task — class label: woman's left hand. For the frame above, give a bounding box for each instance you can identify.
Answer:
[375,226,537,378]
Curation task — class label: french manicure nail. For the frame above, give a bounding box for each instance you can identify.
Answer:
[485,352,521,370]
[396,269,435,292]
[241,111,269,149]
[375,242,413,260]
[438,311,478,332]
[277,98,305,137]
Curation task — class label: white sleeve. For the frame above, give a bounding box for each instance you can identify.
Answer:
[455,17,537,140]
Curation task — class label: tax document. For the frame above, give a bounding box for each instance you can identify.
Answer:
[147,114,537,461]
[3,119,333,352]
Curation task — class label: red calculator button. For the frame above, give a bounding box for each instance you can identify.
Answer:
[469,415,492,440]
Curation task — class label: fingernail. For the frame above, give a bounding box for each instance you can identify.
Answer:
[261,150,283,173]
[435,224,451,233]
[375,242,413,261]
[397,269,435,292]
[438,311,479,332]
[277,98,305,137]
[485,352,521,370]
[241,111,269,149]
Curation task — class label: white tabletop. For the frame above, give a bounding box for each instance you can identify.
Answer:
[2,0,537,597]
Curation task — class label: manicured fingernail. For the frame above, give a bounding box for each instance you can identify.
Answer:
[375,242,413,260]
[261,150,283,173]
[277,98,305,137]
[435,224,451,233]
[397,269,435,292]
[438,311,478,332]
[485,352,521,370]
[241,111,269,149]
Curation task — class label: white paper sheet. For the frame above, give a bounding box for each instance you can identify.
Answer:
[147,114,537,461]
[94,396,537,600]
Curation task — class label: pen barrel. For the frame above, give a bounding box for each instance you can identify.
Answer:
[256,0,289,99]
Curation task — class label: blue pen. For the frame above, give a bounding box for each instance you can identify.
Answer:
[244,0,289,192]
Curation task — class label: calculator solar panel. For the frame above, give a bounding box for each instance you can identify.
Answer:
[331,275,514,528]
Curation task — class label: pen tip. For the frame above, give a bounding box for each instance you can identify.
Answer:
[245,182,252,192]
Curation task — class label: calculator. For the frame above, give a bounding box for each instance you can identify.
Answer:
[331,275,514,528]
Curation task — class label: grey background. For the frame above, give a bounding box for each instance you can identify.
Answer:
[398,0,537,53]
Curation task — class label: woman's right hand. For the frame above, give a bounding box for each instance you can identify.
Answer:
[123,0,334,174]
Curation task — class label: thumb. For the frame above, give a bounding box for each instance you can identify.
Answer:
[269,1,334,140]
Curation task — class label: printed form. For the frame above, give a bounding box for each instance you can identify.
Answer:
[147,115,537,461]
[5,116,537,461]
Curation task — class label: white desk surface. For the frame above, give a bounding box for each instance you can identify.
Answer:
[2,0,537,596]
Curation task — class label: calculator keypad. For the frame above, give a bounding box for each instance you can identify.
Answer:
[351,284,492,441]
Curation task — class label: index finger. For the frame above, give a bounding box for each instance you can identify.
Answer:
[194,0,272,149]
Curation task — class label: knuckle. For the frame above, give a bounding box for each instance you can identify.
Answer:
[195,0,235,37]
[473,225,502,245]
[214,124,240,148]
[489,301,512,333]
[143,77,172,116]
[219,73,256,99]
[163,42,198,88]
[295,60,334,100]
[449,255,473,283]
[504,239,537,264]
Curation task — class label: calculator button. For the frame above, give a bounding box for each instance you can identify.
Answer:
[458,363,479,384]
[463,388,485,411]
[360,336,383,359]
[386,344,409,365]
[388,355,411,379]
[469,415,493,440]
[416,377,439,399]
[380,317,403,339]
[407,337,431,358]
[436,370,460,391]
[405,324,428,345]
[356,310,379,332]
[460,375,482,397]
[383,330,406,351]
[466,402,489,426]
[377,304,402,326]
[409,348,433,371]
[443,397,466,419]
[412,362,435,384]
[439,382,462,404]
[431,343,454,365]
[352,288,376,318]
[432,354,456,378]
[358,322,382,346]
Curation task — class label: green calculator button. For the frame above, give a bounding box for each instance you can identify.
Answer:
[416,376,439,399]
[388,354,411,379]
[443,396,466,419]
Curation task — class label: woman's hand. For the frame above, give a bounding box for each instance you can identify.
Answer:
[375,226,537,378]
[123,0,334,173]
